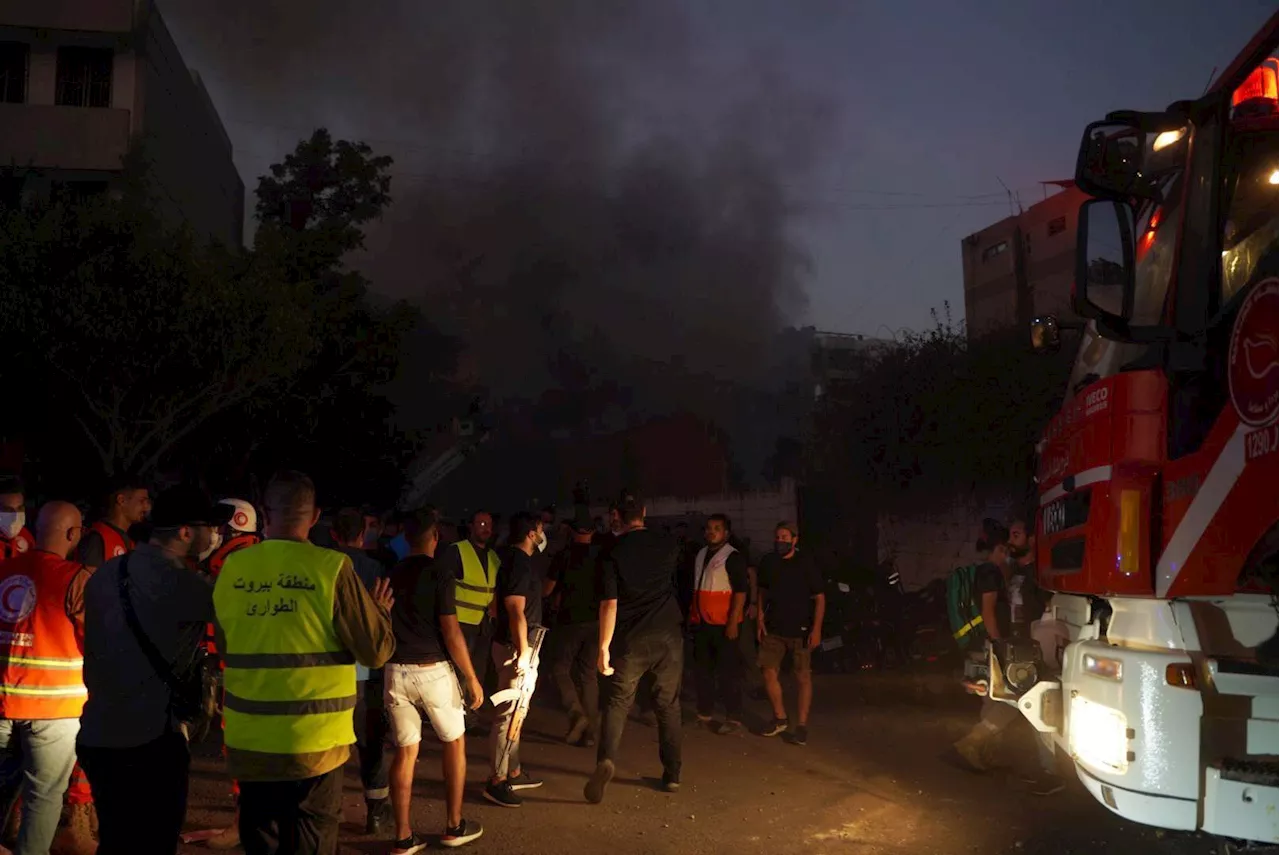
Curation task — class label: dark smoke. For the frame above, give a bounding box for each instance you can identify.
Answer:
[162,0,832,470]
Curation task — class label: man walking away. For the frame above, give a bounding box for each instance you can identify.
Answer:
[485,513,546,807]
[0,502,90,855]
[756,522,825,745]
[77,478,150,570]
[214,471,396,855]
[331,508,394,835]
[585,492,684,805]
[78,485,232,855]
[689,514,749,734]
[549,512,601,747]
[0,475,34,562]
[385,508,484,852]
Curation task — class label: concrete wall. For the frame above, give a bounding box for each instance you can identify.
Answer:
[590,478,798,564]
[877,492,1019,591]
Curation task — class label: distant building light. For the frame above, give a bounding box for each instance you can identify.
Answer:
[981,240,1009,262]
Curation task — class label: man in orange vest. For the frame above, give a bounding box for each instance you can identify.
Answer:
[0,475,35,562]
[77,478,151,571]
[689,514,749,734]
[0,501,92,855]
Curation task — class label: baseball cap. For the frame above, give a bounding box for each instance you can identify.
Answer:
[151,485,236,529]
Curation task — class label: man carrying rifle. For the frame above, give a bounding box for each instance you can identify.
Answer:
[484,512,547,807]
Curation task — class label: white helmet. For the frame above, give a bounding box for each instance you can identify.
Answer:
[220,499,258,534]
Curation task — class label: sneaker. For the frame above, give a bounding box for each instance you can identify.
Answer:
[391,831,431,855]
[661,773,680,793]
[506,770,544,791]
[1027,773,1066,796]
[760,717,789,737]
[783,725,809,746]
[715,719,744,736]
[584,759,615,804]
[483,781,523,808]
[566,715,590,745]
[440,819,484,848]
[365,797,393,836]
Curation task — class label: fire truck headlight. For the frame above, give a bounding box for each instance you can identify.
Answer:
[1069,695,1131,775]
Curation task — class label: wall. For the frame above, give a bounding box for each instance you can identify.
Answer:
[0,0,136,33]
[877,491,1019,590]
[135,5,243,246]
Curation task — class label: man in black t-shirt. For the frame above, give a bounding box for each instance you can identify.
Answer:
[584,492,684,805]
[485,513,547,808]
[384,510,485,850]
[548,512,602,747]
[756,522,825,745]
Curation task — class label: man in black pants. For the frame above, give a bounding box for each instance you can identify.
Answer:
[689,514,749,734]
[548,512,601,746]
[585,492,684,804]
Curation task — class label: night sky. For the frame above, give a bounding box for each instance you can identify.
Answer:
[164,0,1272,339]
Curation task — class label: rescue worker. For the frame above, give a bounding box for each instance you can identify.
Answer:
[331,507,393,835]
[77,478,150,571]
[0,475,34,561]
[0,502,90,855]
[436,511,499,673]
[201,498,261,852]
[689,514,749,734]
[214,471,395,854]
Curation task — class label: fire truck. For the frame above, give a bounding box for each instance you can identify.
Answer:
[991,15,1279,844]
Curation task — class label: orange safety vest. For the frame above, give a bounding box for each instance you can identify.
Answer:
[86,521,133,565]
[0,529,34,562]
[689,543,739,626]
[0,550,88,719]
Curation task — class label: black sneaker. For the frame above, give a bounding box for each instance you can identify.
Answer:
[391,832,431,855]
[507,770,544,791]
[760,717,789,737]
[440,818,484,848]
[365,798,393,835]
[584,759,615,804]
[783,725,809,746]
[661,773,680,793]
[483,781,523,808]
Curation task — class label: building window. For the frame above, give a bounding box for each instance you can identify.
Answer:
[1047,215,1067,237]
[0,42,27,104]
[51,180,109,206]
[981,240,1009,262]
[55,47,113,108]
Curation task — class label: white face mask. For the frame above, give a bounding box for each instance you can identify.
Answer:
[199,530,223,562]
[0,511,24,540]
[536,530,548,553]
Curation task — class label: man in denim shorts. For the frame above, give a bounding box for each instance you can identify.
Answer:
[384,509,485,852]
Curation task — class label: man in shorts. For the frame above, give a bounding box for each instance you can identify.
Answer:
[385,508,485,852]
[756,521,825,746]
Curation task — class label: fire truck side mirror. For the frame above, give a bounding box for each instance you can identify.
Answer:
[1030,316,1062,354]
[1074,199,1135,325]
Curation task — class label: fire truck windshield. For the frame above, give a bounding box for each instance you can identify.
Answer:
[1064,169,1184,398]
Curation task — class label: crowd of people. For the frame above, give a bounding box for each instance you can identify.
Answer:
[0,472,829,855]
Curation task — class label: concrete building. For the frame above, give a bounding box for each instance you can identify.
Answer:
[0,0,243,245]
[811,330,895,400]
[960,185,1088,338]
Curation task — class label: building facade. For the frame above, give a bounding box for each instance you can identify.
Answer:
[811,330,895,400]
[961,185,1087,339]
[0,0,243,245]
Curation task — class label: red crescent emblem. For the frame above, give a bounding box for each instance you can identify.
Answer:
[235,511,249,527]
[1229,278,1279,428]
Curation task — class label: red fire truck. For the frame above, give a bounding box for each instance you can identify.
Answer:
[993,15,1279,844]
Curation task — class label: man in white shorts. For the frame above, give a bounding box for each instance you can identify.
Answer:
[385,508,485,852]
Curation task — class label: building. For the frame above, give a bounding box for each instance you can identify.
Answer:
[0,0,244,245]
[961,184,1088,338]
[811,330,895,400]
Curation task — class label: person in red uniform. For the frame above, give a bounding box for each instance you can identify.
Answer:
[77,478,150,571]
[0,475,35,562]
[0,501,92,855]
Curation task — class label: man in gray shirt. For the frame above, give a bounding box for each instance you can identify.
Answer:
[77,485,233,855]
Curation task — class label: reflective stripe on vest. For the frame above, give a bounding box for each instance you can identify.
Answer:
[0,551,88,719]
[689,544,737,626]
[453,542,498,626]
[213,540,356,756]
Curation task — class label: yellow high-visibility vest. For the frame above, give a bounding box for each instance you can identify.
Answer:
[213,540,356,759]
[454,541,498,626]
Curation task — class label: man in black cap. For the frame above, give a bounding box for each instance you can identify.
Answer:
[547,510,602,746]
[77,485,233,855]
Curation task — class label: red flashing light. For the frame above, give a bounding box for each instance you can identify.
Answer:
[1232,58,1279,114]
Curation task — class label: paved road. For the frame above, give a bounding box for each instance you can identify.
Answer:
[179,671,1237,855]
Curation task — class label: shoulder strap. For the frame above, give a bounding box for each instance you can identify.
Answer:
[117,555,183,695]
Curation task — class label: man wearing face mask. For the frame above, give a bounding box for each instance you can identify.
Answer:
[756,522,825,746]
[77,485,234,855]
[0,501,91,855]
[0,475,34,562]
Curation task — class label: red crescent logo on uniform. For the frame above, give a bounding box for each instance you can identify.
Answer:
[111,546,125,558]
[234,511,249,528]
[13,539,27,554]
[1229,278,1279,428]
[0,576,36,623]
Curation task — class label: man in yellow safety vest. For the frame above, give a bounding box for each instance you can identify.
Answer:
[213,471,396,854]
[436,511,500,662]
